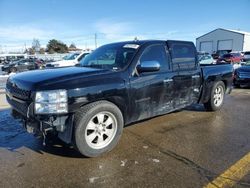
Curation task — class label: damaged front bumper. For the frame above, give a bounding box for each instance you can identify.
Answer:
[10,105,74,145]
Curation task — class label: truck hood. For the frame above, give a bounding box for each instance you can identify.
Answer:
[9,67,112,91]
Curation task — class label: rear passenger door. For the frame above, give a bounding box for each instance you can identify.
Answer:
[168,41,201,108]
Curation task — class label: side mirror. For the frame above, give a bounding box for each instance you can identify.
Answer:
[137,61,160,73]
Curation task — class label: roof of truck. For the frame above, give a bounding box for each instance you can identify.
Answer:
[103,40,194,46]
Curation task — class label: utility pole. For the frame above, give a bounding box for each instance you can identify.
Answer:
[94,33,97,49]
[24,43,27,53]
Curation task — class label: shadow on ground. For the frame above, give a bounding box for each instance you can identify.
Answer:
[0,108,83,158]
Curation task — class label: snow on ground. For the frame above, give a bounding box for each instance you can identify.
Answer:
[0,66,9,89]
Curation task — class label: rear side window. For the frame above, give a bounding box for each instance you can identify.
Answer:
[139,44,170,72]
[171,43,196,71]
[245,52,250,55]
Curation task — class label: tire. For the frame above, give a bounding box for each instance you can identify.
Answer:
[74,100,124,157]
[204,81,225,111]
[10,67,17,73]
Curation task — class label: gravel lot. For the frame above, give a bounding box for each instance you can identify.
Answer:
[0,88,250,187]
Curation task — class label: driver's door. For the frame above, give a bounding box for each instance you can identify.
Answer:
[129,44,176,121]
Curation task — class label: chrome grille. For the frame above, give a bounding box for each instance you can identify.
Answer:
[6,81,30,100]
[6,95,28,116]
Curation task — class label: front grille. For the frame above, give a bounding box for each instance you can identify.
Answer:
[6,95,29,116]
[6,81,30,100]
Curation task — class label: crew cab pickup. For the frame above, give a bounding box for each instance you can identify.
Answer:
[6,40,233,157]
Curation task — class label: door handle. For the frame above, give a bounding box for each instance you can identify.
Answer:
[192,75,200,78]
[163,79,173,83]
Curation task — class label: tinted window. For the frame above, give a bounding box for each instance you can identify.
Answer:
[139,44,169,71]
[171,43,196,71]
[244,51,250,55]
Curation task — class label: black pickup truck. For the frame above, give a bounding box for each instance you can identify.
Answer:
[6,40,233,157]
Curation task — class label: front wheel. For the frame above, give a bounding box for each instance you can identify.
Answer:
[204,81,225,111]
[74,101,124,157]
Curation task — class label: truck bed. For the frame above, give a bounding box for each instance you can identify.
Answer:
[199,63,234,103]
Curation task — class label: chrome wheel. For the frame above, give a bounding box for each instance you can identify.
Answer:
[213,86,224,107]
[85,111,117,149]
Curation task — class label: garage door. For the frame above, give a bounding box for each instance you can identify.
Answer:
[218,40,233,51]
[200,41,213,54]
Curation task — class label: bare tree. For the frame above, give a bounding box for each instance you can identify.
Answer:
[32,39,41,53]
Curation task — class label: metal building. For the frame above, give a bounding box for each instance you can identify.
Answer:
[196,28,250,54]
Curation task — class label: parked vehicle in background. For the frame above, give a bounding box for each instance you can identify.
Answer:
[45,51,91,68]
[1,58,38,73]
[217,53,242,63]
[234,61,250,87]
[212,50,231,60]
[198,54,215,64]
[243,51,250,62]
[35,59,46,69]
[0,54,26,65]
[6,40,233,157]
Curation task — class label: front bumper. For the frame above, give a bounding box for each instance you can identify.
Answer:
[6,93,74,144]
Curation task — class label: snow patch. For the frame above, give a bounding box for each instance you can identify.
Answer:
[0,75,9,78]
[152,158,160,163]
[89,177,99,183]
[120,159,127,167]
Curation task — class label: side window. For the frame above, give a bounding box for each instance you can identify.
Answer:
[78,53,89,62]
[171,43,196,71]
[19,60,25,64]
[139,44,170,72]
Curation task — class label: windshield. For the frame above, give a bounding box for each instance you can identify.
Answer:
[79,43,138,70]
[63,53,79,60]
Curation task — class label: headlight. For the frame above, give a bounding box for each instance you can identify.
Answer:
[35,90,68,114]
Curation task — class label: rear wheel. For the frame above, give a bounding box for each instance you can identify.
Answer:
[74,101,124,157]
[204,81,225,111]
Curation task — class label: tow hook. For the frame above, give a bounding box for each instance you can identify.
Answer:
[40,122,53,146]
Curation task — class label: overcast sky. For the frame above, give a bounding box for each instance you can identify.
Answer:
[0,0,250,52]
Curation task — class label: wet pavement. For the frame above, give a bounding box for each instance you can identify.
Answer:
[0,89,250,187]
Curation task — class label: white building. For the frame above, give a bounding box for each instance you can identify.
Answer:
[196,28,250,54]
